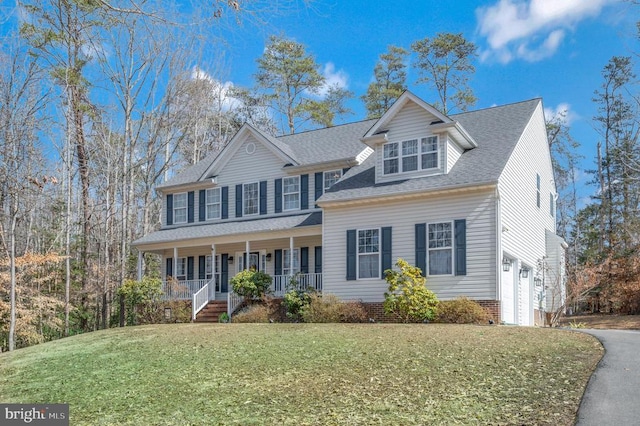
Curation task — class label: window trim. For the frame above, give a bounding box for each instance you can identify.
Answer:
[550,192,555,217]
[173,192,188,224]
[357,228,381,280]
[536,173,541,208]
[205,188,221,220]
[282,248,300,275]
[175,257,187,280]
[282,176,300,211]
[323,169,343,192]
[427,221,454,277]
[243,182,259,216]
[382,135,439,176]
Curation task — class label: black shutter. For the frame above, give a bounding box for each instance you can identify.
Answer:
[199,255,206,280]
[166,257,173,278]
[166,194,173,226]
[221,254,229,292]
[274,249,283,276]
[314,246,322,273]
[221,186,229,219]
[187,256,194,280]
[381,227,392,276]
[455,219,467,276]
[415,223,427,277]
[235,184,243,218]
[301,174,309,210]
[199,190,206,221]
[346,229,356,280]
[187,191,195,223]
[260,180,267,215]
[314,172,323,206]
[300,247,309,273]
[274,179,282,213]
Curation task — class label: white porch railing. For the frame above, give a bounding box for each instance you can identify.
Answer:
[192,283,210,320]
[271,273,323,297]
[227,291,244,318]
[161,279,209,300]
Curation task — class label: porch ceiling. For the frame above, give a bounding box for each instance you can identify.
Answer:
[133,212,322,252]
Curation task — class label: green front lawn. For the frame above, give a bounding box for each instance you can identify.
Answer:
[0,324,602,425]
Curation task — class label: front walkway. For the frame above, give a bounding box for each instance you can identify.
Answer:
[575,329,640,425]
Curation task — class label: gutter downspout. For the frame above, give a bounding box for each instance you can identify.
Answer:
[496,185,502,307]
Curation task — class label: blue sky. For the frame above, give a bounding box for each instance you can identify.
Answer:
[2,0,637,202]
[212,0,637,201]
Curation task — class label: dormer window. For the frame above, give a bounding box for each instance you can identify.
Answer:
[383,136,439,175]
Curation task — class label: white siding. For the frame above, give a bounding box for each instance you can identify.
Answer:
[446,137,464,174]
[499,102,556,326]
[323,189,497,302]
[375,102,445,184]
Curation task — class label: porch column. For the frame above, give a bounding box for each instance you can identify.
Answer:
[211,244,216,299]
[137,251,143,281]
[173,247,178,279]
[289,236,294,276]
[245,240,250,270]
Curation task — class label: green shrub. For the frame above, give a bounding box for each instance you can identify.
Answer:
[230,269,272,300]
[436,297,489,324]
[232,305,270,323]
[383,258,439,323]
[300,294,368,323]
[282,288,314,321]
[117,276,163,325]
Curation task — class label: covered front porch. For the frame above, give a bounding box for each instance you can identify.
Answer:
[132,212,324,321]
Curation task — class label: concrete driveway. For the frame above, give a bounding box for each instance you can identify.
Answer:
[575,329,640,426]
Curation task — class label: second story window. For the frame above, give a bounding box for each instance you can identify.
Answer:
[536,174,541,208]
[244,182,259,216]
[283,176,300,211]
[383,136,439,175]
[173,193,187,224]
[206,188,221,220]
[324,169,342,191]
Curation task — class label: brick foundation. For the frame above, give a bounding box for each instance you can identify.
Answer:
[361,300,501,324]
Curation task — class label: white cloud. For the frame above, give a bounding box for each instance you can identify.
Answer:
[544,102,577,125]
[318,62,349,97]
[191,66,239,111]
[476,0,615,63]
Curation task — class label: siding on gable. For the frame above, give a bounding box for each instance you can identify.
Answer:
[375,102,445,184]
[499,102,556,272]
[446,137,464,173]
[322,189,497,302]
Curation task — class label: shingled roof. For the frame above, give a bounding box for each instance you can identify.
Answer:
[317,98,542,204]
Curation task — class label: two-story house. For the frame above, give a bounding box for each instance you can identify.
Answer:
[132,91,566,325]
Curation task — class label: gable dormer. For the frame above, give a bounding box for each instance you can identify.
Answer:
[361,91,476,185]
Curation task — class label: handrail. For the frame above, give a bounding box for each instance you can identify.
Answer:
[192,282,209,321]
[227,291,244,319]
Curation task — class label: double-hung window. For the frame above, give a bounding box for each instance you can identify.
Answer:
[175,257,187,280]
[283,176,300,211]
[383,136,439,175]
[243,182,259,216]
[173,193,187,224]
[536,174,541,208]
[358,229,379,279]
[206,188,221,220]
[283,249,300,275]
[421,136,438,169]
[402,139,418,172]
[428,222,452,275]
[324,170,342,191]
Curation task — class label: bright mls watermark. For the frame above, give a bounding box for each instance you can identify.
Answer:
[1,404,68,425]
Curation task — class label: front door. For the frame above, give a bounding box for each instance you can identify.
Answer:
[501,259,516,324]
[236,251,264,273]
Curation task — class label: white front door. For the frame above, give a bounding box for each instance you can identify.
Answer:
[501,261,516,324]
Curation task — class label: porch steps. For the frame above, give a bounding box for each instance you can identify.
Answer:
[195,300,228,323]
